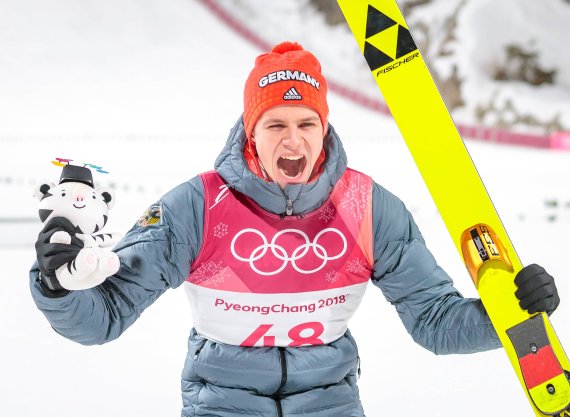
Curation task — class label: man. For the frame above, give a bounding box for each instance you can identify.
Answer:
[32,41,560,417]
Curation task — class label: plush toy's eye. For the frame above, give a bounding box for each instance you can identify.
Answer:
[92,195,96,199]
[61,192,66,197]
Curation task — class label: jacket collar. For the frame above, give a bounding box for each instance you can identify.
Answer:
[214,117,347,216]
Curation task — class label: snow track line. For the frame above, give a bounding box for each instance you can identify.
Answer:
[198,0,558,150]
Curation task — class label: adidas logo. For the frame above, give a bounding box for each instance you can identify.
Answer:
[283,87,302,100]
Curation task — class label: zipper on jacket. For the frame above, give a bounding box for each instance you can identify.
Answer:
[285,198,293,216]
[275,399,283,417]
[277,347,287,389]
[193,347,203,360]
[272,347,287,417]
[193,340,207,360]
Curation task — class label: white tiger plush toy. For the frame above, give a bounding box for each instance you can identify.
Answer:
[35,164,121,290]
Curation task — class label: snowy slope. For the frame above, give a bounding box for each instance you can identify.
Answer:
[1,1,570,417]
[218,0,570,134]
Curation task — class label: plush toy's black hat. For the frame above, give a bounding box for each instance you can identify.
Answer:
[59,165,94,188]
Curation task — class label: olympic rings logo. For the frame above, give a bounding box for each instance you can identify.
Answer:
[230,228,347,276]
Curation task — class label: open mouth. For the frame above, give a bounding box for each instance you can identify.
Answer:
[73,204,86,209]
[277,155,307,179]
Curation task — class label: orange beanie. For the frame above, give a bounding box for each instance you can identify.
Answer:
[243,41,329,140]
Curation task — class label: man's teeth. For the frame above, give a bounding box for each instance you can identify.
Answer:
[277,155,305,179]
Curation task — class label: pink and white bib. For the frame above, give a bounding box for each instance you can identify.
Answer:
[185,169,374,347]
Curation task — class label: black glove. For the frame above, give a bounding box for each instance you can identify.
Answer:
[35,217,84,297]
[514,264,560,316]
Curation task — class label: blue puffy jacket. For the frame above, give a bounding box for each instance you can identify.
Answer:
[30,118,501,417]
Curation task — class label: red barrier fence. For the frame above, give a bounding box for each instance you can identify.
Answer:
[199,0,566,150]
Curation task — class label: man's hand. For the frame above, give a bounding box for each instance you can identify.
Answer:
[35,217,83,297]
[514,264,560,316]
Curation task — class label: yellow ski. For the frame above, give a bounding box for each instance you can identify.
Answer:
[336,0,570,415]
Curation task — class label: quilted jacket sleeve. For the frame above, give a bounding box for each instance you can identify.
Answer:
[29,176,204,346]
[370,182,501,354]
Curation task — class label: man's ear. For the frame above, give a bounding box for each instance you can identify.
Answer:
[97,187,115,209]
[34,182,55,201]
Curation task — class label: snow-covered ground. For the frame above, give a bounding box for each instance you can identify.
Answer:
[221,0,570,133]
[1,1,569,416]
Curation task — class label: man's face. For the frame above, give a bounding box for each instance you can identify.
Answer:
[251,105,325,189]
